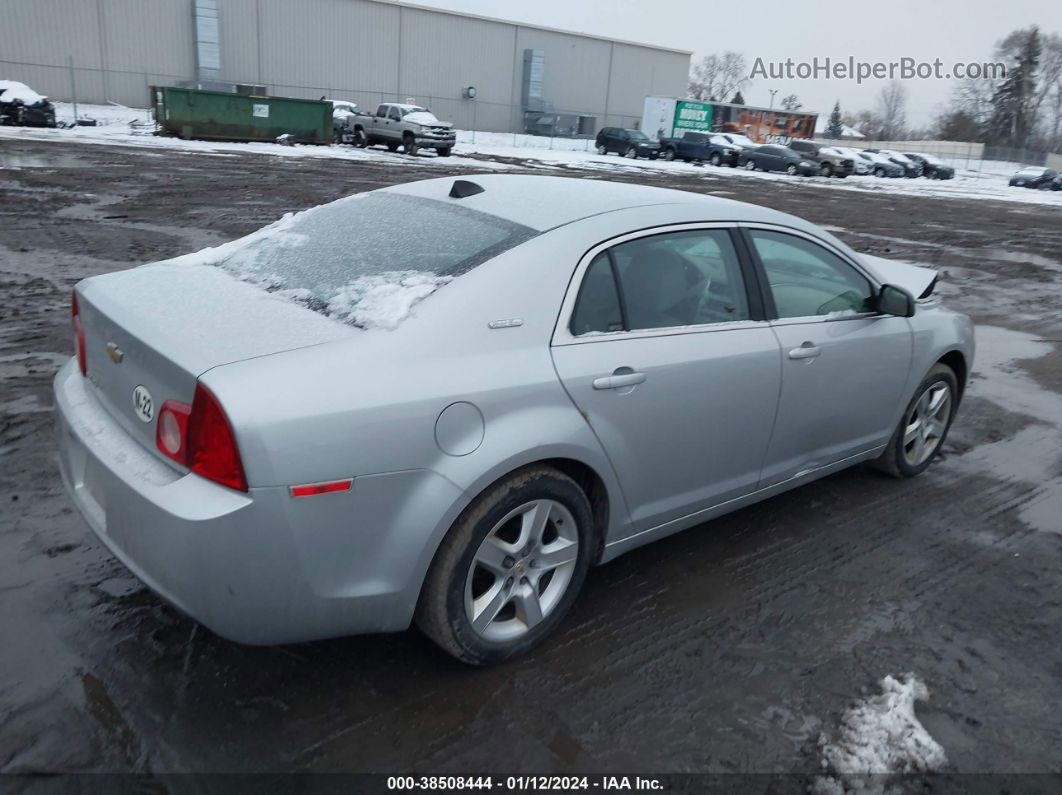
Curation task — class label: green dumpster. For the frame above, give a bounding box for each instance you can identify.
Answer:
[151,86,331,145]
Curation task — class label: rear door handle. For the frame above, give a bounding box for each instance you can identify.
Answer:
[592,371,647,390]
[788,343,822,360]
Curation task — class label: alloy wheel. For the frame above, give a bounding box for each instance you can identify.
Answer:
[464,499,579,642]
[902,383,952,467]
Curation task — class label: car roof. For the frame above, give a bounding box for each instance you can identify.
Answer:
[383,175,797,232]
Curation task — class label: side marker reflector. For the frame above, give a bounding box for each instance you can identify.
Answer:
[290,479,353,498]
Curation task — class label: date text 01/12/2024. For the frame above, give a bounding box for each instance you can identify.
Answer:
[386,776,664,791]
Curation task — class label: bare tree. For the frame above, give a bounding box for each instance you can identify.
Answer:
[688,52,749,102]
[780,94,802,111]
[845,109,883,139]
[877,81,907,140]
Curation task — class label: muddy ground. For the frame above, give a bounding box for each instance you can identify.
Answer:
[1,139,1061,785]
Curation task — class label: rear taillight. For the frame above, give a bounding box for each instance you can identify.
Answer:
[71,292,87,376]
[155,384,247,492]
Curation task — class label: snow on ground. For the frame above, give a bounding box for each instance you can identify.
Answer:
[1,102,510,171]
[813,674,948,795]
[2,102,1061,207]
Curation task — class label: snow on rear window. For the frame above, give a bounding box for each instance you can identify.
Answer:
[169,192,535,330]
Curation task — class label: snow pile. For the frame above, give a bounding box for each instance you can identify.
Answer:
[0,80,48,105]
[323,271,452,330]
[813,674,948,795]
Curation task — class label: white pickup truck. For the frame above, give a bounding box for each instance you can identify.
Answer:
[351,103,456,156]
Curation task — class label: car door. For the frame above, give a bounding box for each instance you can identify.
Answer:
[551,226,783,535]
[743,226,913,487]
[385,105,403,141]
[759,146,781,171]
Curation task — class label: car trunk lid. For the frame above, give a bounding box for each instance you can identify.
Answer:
[76,263,355,462]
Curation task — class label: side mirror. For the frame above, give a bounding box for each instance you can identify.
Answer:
[877,284,915,317]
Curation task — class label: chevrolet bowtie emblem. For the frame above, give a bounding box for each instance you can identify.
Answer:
[106,342,124,364]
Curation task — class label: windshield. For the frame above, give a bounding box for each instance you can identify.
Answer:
[1017,168,1045,176]
[208,193,537,327]
[627,130,649,141]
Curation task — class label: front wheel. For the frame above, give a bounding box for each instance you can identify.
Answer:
[436,146,452,157]
[624,146,638,159]
[663,148,676,161]
[354,129,369,148]
[786,164,798,175]
[873,363,958,478]
[744,159,756,171]
[874,167,885,178]
[416,466,593,665]
[820,163,833,177]
[403,135,419,156]
[709,152,722,166]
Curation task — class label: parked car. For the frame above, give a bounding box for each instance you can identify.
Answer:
[56,175,973,664]
[788,140,854,178]
[0,80,57,127]
[834,146,875,175]
[857,151,905,178]
[658,131,739,165]
[903,153,955,180]
[595,127,660,159]
[351,103,455,156]
[330,100,359,144]
[1008,166,1059,189]
[866,149,922,178]
[739,144,819,176]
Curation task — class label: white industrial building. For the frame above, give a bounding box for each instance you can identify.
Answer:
[2,0,690,133]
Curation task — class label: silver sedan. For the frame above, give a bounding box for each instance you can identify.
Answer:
[55,175,974,664]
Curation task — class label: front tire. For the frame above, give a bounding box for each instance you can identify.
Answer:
[786,164,798,175]
[663,147,676,161]
[437,146,451,157]
[416,466,593,665]
[709,152,722,166]
[873,363,958,478]
[624,146,638,159]
[820,163,833,177]
[874,167,885,178]
[403,135,419,156]
[744,159,756,171]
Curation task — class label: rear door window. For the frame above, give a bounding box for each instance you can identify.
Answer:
[570,229,751,335]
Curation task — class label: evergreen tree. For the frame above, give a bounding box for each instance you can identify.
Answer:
[731,90,745,105]
[826,101,845,138]
[988,27,1041,145]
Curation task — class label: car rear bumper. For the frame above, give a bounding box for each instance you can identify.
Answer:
[54,358,464,645]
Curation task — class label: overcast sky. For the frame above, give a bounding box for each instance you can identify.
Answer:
[407,0,1061,125]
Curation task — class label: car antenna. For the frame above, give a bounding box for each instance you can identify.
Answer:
[449,179,484,199]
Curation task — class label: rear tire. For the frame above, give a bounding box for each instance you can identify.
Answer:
[416,466,593,665]
[596,144,607,155]
[872,363,958,479]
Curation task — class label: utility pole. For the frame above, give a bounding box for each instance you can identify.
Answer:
[68,56,79,123]
[768,89,778,109]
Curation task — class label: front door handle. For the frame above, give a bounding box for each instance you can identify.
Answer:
[788,342,822,360]
[592,370,647,390]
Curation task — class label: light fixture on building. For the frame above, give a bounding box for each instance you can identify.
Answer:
[463,86,477,99]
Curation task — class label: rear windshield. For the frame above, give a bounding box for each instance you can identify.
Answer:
[206,192,537,328]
